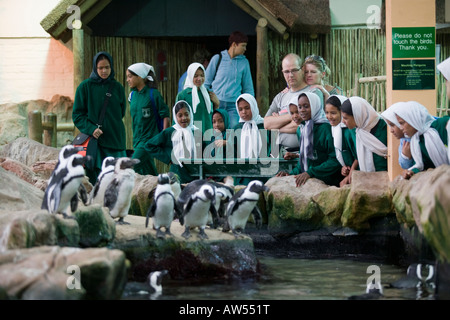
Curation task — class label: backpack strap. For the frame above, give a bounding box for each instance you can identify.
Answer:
[97,81,115,129]
[212,53,222,82]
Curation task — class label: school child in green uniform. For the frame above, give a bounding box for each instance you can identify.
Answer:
[232,93,271,185]
[176,62,219,135]
[145,101,199,184]
[277,92,342,187]
[393,101,450,180]
[72,51,127,184]
[126,63,170,176]
[339,97,388,186]
[204,109,230,159]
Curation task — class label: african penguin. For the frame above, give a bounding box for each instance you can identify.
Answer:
[145,173,182,238]
[177,181,218,240]
[41,146,90,219]
[222,180,269,237]
[104,157,140,224]
[147,270,169,294]
[89,156,117,205]
[207,181,235,226]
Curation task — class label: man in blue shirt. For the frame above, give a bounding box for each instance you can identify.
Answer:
[204,31,255,129]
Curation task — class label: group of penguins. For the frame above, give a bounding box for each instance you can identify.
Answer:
[41,145,270,239]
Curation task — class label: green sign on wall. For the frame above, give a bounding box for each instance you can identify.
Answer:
[392,27,435,58]
[392,59,435,90]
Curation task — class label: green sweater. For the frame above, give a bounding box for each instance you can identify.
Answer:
[73,78,126,150]
[130,87,170,149]
[412,116,450,173]
[176,87,213,134]
[291,122,342,187]
[345,119,388,172]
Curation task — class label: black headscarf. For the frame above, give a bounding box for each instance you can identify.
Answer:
[89,51,115,83]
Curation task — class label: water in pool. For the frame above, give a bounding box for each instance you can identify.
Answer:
[122,255,436,300]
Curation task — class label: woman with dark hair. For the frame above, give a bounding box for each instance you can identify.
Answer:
[126,62,170,176]
[72,51,127,184]
[145,100,199,184]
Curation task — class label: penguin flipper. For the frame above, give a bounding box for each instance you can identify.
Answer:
[145,201,156,228]
[70,193,79,213]
[251,206,263,229]
[209,203,220,228]
[174,199,183,221]
[104,178,120,210]
[78,183,89,206]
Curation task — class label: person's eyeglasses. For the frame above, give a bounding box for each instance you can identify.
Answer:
[282,68,300,75]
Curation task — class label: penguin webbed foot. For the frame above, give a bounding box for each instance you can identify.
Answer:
[156,228,166,239]
[198,228,209,240]
[181,226,191,239]
[116,217,130,225]
[232,228,246,238]
[61,212,76,220]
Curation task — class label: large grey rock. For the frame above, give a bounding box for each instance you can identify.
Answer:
[341,171,394,230]
[0,138,60,167]
[265,176,328,235]
[111,215,259,281]
[0,246,127,300]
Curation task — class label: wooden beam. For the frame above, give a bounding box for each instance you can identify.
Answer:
[241,0,287,35]
[256,18,270,116]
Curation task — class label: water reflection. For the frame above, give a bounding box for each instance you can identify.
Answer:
[122,256,434,300]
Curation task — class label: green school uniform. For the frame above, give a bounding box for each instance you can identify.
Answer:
[176,87,213,134]
[290,122,342,187]
[411,116,449,174]
[129,86,170,175]
[72,52,127,184]
[345,119,388,172]
[145,126,196,184]
[231,122,271,185]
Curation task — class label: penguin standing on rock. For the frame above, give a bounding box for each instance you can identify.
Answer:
[207,181,234,226]
[222,180,268,237]
[177,180,218,240]
[89,156,117,205]
[145,173,182,238]
[104,157,140,224]
[41,145,90,219]
[167,172,182,200]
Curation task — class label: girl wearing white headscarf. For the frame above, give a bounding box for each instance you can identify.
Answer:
[393,101,449,179]
[233,93,270,185]
[127,62,170,175]
[381,102,414,170]
[341,97,388,174]
[437,57,450,162]
[176,62,219,134]
[279,92,342,187]
[145,100,199,184]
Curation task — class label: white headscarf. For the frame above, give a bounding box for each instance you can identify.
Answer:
[437,57,450,81]
[298,92,328,172]
[128,63,155,82]
[381,102,405,129]
[349,96,388,172]
[171,100,198,166]
[328,95,348,167]
[236,93,264,158]
[183,62,212,114]
[394,101,449,171]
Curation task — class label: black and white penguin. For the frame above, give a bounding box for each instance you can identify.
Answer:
[89,156,117,205]
[177,180,218,239]
[104,157,140,224]
[207,180,235,226]
[145,173,182,238]
[222,180,269,237]
[41,146,90,219]
[147,270,169,294]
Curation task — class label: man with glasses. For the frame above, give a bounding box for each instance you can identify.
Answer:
[264,53,322,156]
